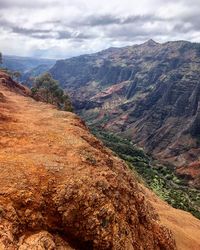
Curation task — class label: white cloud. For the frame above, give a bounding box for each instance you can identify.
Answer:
[0,0,199,58]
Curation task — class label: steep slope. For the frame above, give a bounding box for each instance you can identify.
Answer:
[0,71,178,249]
[143,186,200,250]
[50,40,200,188]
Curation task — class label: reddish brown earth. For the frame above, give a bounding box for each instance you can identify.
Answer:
[143,186,200,250]
[0,71,199,249]
[177,161,200,188]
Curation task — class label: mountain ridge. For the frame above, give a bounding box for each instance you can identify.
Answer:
[50,39,200,188]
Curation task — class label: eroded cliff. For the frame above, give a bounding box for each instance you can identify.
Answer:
[50,40,200,187]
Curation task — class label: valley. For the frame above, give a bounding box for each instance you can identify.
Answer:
[91,128,200,219]
[50,40,200,189]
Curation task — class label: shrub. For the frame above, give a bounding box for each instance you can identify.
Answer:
[31,72,73,112]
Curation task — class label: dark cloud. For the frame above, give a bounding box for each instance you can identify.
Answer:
[37,20,62,25]
[0,17,53,38]
[57,31,73,40]
[81,15,121,26]
[0,16,97,40]
[122,14,161,24]
[0,18,11,28]
[0,0,57,9]
[71,14,164,27]
[182,13,200,31]
[75,33,94,39]
[57,31,95,40]
[105,24,166,41]
[172,23,191,33]
[12,27,51,36]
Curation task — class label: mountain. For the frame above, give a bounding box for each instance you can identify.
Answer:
[22,64,55,84]
[50,40,200,188]
[1,70,200,249]
[2,55,56,81]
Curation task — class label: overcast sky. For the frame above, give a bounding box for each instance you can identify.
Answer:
[0,0,200,59]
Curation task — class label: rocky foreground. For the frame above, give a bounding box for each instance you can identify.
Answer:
[0,71,199,249]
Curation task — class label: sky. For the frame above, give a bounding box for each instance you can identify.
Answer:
[0,0,200,59]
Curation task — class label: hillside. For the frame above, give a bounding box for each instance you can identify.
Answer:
[0,71,200,249]
[50,40,200,188]
[91,129,200,219]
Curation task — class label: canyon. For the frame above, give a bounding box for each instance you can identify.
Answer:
[50,40,200,188]
[0,70,200,249]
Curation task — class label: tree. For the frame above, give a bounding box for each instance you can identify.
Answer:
[31,72,73,112]
[12,71,21,81]
[0,52,2,65]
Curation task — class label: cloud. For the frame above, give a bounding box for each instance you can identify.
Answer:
[0,0,58,9]
[0,17,95,41]
[57,31,94,40]
[75,14,164,27]
[0,0,200,58]
[12,27,51,36]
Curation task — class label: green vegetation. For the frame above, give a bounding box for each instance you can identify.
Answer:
[91,127,200,219]
[0,52,2,65]
[31,72,73,112]
[0,62,73,112]
[12,71,21,81]
[3,70,22,80]
[0,53,21,81]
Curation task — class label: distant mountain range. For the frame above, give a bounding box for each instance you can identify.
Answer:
[49,40,200,188]
[2,55,56,82]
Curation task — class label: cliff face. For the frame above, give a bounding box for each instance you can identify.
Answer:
[50,40,200,187]
[0,71,179,249]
